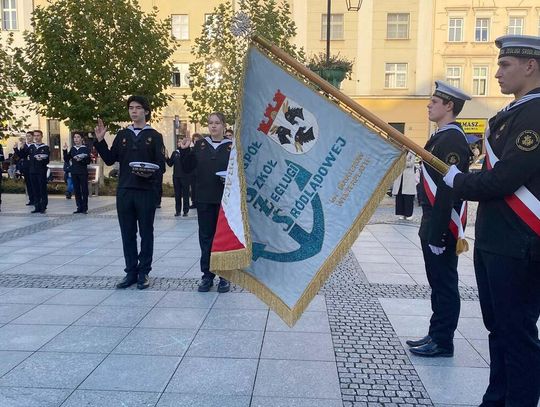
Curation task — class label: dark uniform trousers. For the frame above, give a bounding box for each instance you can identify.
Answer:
[197,202,220,280]
[420,239,460,350]
[173,177,190,215]
[474,248,540,407]
[24,168,34,203]
[116,188,157,277]
[72,173,89,212]
[30,172,48,211]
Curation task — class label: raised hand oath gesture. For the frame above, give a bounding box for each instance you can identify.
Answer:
[95,118,107,142]
[179,137,191,149]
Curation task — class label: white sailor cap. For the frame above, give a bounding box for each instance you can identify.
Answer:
[433,80,471,107]
[496,35,540,59]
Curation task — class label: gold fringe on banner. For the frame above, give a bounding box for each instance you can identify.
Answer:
[217,153,407,327]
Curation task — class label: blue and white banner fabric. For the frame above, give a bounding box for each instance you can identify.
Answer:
[216,46,405,326]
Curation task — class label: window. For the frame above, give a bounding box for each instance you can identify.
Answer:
[171,63,190,88]
[448,18,463,42]
[387,13,409,39]
[321,14,344,40]
[473,66,488,96]
[385,63,407,88]
[446,66,462,88]
[508,17,524,35]
[171,14,189,40]
[475,18,490,42]
[2,0,18,30]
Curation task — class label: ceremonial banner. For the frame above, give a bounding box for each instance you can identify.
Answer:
[211,46,405,326]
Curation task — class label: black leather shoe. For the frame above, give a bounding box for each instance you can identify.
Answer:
[116,274,137,289]
[189,204,196,209]
[174,212,180,217]
[26,202,34,206]
[409,341,453,357]
[198,278,214,292]
[406,335,432,347]
[39,209,47,214]
[182,213,188,217]
[137,274,150,290]
[31,209,40,213]
[73,210,81,214]
[217,278,230,293]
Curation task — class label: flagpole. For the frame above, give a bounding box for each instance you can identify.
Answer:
[251,35,449,175]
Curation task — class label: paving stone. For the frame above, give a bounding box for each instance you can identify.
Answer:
[266,311,330,333]
[0,324,66,351]
[10,304,92,325]
[201,308,268,331]
[0,288,63,304]
[74,306,151,328]
[156,393,250,407]
[165,357,258,396]
[250,397,343,407]
[113,328,195,356]
[0,304,36,324]
[80,354,180,392]
[41,325,130,353]
[0,387,71,407]
[0,351,105,388]
[187,329,263,359]
[0,351,32,376]
[44,289,113,305]
[261,331,335,361]
[137,307,208,330]
[60,390,160,407]
[156,291,217,308]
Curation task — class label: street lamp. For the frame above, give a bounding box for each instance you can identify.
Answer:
[346,0,363,11]
[326,0,362,63]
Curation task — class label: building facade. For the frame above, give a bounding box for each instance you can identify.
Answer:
[9,0,540,158]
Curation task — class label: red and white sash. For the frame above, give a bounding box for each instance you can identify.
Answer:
[484,136,540,236]
[422,163,467,241]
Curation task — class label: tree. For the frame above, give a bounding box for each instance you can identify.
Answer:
[185,0,303,125]
[11,0,175,132]
[0,35,28,139]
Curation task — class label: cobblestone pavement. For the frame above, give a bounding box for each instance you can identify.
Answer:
[0,194,498,407]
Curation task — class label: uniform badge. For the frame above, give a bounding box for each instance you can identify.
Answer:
[515,130,540,152]
[227,144,232,152]
[146,137,152,145]
[445,152,460,165]
[122,138,127,146]
[201,141,206,150]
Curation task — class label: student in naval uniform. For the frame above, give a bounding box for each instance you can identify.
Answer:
[179,112,232,293]
[444,35,540,406]
[13,132,35,206]
[28,130,50,214]
[407,81,471,358]
[0,143,3,211]
[94,95,165,290]
[167,137,191,217]
[63,132,91,214]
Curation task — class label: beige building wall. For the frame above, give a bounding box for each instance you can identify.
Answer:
[17,1,540,157]
[432,0,540,137]
[0,0,40,148]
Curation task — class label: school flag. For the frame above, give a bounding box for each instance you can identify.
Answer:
[211,45,405,326]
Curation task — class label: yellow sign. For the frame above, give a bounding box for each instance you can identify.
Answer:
[457,119,487,135]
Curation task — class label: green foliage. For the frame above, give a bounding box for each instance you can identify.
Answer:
[185,0,304,125]
[307,52,354,79]
[0,35,28,139]
[11,0,176,132]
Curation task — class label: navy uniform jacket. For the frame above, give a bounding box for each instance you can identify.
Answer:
[454,88,540,261]
[167,149,191,179]
[94,126,165,191]
[418,122,471,247]
[14,143,34,173]
[28,143,50,174]
[63,145,91,175]
[181,137,232,204]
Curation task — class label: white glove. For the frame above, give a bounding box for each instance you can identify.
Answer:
[429,245,446,255]
[443,165,461,188]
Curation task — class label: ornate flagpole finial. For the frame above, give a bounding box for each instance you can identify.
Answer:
[231,12,252,37]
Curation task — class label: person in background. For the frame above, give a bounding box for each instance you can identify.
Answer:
[167,137,191,217]
[392,151,416,220]
[14,132,35,206]
[179,113,232,293]
[224,128,234,140]
[63,159,73,200]
[63,132,91,214]
[28,130,50,214]
[0,143,4,211]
